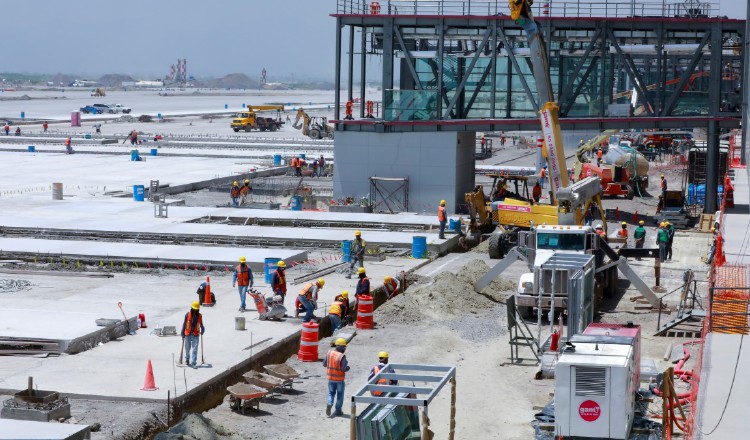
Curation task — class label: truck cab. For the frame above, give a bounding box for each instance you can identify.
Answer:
[230,106,284,132]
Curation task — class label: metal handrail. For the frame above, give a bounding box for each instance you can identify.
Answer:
[335,0,719,18]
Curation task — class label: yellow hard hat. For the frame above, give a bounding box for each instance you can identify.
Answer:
[317,278,325,287]
[639,220,645,225]
[335,338,347,347]
[355,230,361,236]
[277,260,287,268]
[357,267,366,275]
[341,290,349,298]
[440,199,446,205]
[378,351,389,359]
[660,222,667,227]
[244,179,249,184]
[233,181,238,185]
[621,222,627,226]
[191,300,200,310]
[660,174,665,178]
[384,275,391,282]
[710,227,716,232]
[239,256,247,263]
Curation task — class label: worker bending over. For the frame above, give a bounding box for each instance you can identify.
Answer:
[383,275,400,300]
[181,301,205,368]
[296,278,324,322]
[328,290,349,332]
[324,338,350,417]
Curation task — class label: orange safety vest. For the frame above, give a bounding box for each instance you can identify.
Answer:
[661,179,667,190]
[326,350,346,381]
[65,138,71,146]
[240,185,250,195]
[596,229,606,237]
[329,300,343,316]
[299,282,315,300]
[532,185,542,198]
[183,311,203,336]
[273,268,286,294]
[230,186,240,197]
[235,264,250,286]
[597,149,603,159]
[618,228,628,238]
[384,278,398,295]
[371,365,389,396]
[540,169,546,178]
[437,206,446,222]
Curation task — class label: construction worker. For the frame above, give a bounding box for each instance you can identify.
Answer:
[318,155,326,177]
[290,156,298,176]
[383,275,400,300]
[232,256,254,312]
[239,179,251,206]
[707,227,718,265]
[492,182,507,202]
[594,223,607,241]
[665,221,675,261]
[660,174,667,200]
[597,147,603,162]
[64,137,73,154]
[656,195,664,214]
[634,220,646,260]
[130,129,138,146]
[532,180,542,203]
[657,222,669,262]
[14,127,20,136]
[272,260,287,304]
[297,278,324,322]
[368,351,397,396]
[42,121,48,133]
[617,222,628,247]
[196,280,216,305]
[324,338,350,417]
[438,200,447,239]
[181,301,205,368]
[312,159,319,178]
[539,166,547,189]
[3,123,9,135]
[347,231,366,278]
[328,291,348,331]
[584,204,595,226]
[230,181,240,206]
[355,267,370,298]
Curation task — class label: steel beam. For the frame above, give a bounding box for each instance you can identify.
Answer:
[382,19,394,115]
[706,23,723,214]
[437,20,445,120]
[334,18,342,121]
[560,28,602,112]
[562,58,598,116]
[360,26,367,118]
[608,29,654,116]
[394,25,423,90]
[443,27,492,118]
[498,26,538,112]
[661,32,710,116]
[490,21,498,119]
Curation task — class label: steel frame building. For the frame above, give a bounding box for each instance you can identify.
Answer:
[331,0,745,213]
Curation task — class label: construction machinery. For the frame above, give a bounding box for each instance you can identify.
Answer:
[91,88,106,97]
[231,105,285,132]
[292,108,334,139]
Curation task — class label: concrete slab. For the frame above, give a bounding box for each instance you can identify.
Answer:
[0,257,423,401]
[0,419,90,440]
[696,333,750,440]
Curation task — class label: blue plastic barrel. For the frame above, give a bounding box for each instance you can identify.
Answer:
[449,219,460,232]
[20,112,25,119]
[133,185,145,201]
[27,146,35,152]
[342,240,352,262]
[224,104,228,109]
[150,148,158,156]
[299,153,306,160]
[84,133,91,139]
[290,196,302,211]
[273,154,281,166]
[412,236,427,258]
[130,150,140,161]
[157,113,162,120]
[264,258,281,284]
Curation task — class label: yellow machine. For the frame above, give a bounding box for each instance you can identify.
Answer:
[91,88,106,97]
[231,105,285,132]
[292,108,334,139]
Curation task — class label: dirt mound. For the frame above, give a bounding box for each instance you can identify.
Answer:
[153,413,243,440]
[376,259,515,325]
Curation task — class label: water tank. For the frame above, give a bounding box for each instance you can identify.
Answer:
[603,145,649,177]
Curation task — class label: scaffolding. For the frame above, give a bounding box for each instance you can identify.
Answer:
[369,177,408,213]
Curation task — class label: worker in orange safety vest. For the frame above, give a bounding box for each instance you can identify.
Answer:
[368,351,397,396]
[181,301,205,368]
[617,222,629,248]
[272,260,287,303]
[324,338,350,417]
[438,199,447,239]
[383,275,400,300]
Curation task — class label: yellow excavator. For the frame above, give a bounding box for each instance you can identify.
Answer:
[231,105,285,132]
[466,0,607,258]
[292,108,334,139]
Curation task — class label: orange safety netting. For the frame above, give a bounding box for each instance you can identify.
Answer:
[710,265,750,334]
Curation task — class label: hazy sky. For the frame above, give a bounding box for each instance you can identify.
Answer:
[1,0,746,80]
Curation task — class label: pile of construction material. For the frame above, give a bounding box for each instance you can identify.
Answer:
[0,278,32,293]
[153,413,243,440]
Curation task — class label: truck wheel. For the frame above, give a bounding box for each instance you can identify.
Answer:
[245,126,252,132]
[488,234,504,259]
[309,129,321,140]
[517,306,533,319]
[626,185,634,200]
[327,132,334,139]
[233,128,239,133]
[270,124,278,132]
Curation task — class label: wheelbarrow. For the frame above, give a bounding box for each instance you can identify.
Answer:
[243,370,291,396]
[227,383,268,414]
[263,364,301,381]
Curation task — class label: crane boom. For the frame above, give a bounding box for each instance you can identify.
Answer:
[513,1,569,200]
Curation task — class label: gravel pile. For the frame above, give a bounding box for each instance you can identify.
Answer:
[153,413,243,440]
[0,279,32,293]
[443,305,508,342]
[377,259,515,325]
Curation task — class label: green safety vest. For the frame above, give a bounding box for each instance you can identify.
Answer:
[634,227,646,240]
[657,229,668,243]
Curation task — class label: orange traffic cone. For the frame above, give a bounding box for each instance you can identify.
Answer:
[203,276,214,306]
[633,210,638,223]
[615,206,620,221]
[140,360,159,391]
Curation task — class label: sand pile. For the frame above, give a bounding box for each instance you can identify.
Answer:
[376,259,515,325]
[154,413,243,440]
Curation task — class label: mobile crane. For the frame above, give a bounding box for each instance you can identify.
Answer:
[230,105,285,132]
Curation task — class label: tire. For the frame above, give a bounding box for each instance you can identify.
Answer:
[626,185,634,200]
[233,128,239,132]
[229,396,240,410]
[488,234,504,259]
[518,306,533,319]
[245,126,252,132]
[309,129,321,140]
[124,110,131,114]
[327,132,334,139]
[270,124,278,132]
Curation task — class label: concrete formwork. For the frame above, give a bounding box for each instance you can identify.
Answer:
[333,131,476,214]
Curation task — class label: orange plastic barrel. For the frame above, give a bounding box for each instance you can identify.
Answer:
[356,295,374,330]
[298,321,319,362]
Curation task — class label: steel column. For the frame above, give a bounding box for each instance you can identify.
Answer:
[334,18,342,121]
[437,20,444,120]
[382,19,394,115]
[360,26,367,118]
[491,21,498,119]
[348,25,355,103]
[661,32,710,116]
[706,23,723,214]
[498,26,538,112]
[559,28,602,113]
[744,6,750,165]
[443,27,492,118]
